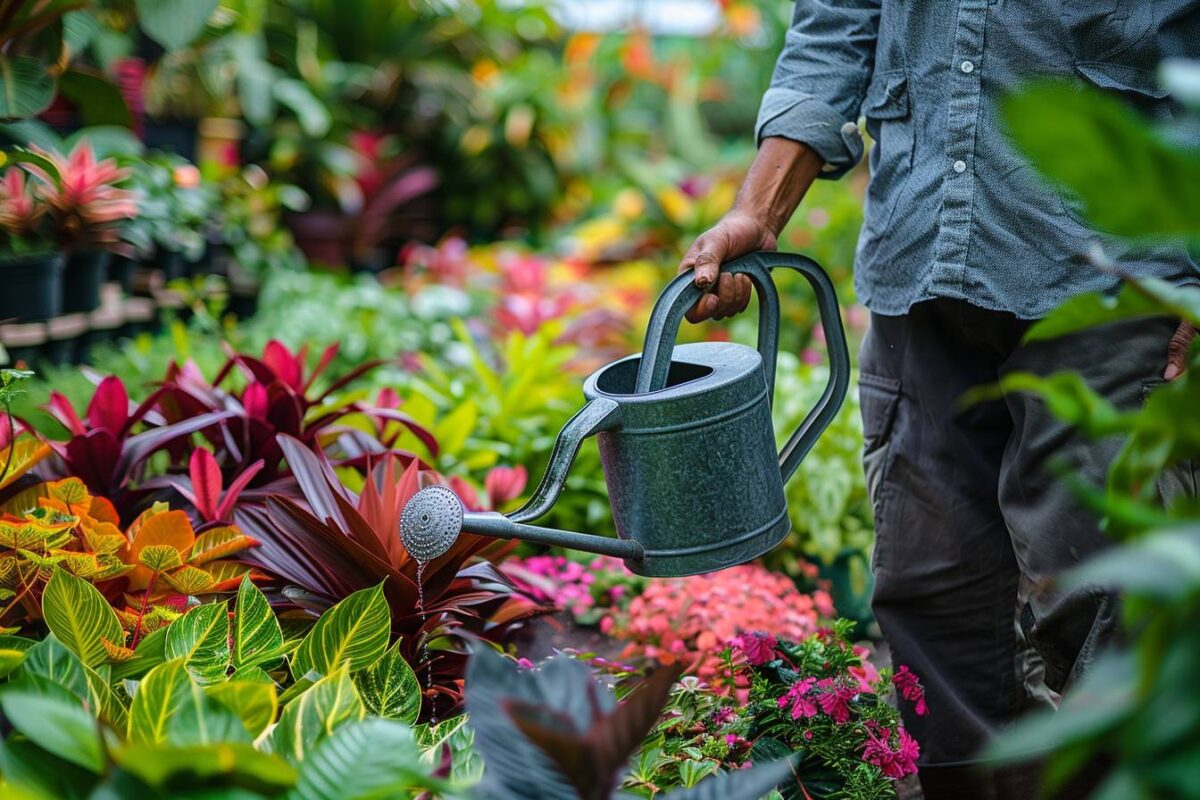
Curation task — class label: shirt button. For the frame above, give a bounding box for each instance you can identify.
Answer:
[960,60,975,74]
[952,160,967,174]
[841,121,859,137]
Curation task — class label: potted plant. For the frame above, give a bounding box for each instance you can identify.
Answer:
[0,167,63,322]
[121,152,217,283]
[23,142,136,313]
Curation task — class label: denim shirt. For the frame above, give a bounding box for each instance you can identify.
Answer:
[757,1,1200,319]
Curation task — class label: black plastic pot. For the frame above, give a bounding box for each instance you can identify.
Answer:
[63,251,110,314]
[0,252,64,322]
[108,254,137,295]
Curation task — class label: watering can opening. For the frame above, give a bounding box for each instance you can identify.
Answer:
[399,251,851,578]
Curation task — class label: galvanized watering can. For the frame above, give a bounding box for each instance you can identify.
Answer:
[400,251,850,577]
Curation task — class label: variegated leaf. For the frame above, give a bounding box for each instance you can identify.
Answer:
[164,602,230,684]
[207,679,278,738]
[352,640,421,724]
[162,565,216,595]
[139,544,184,573]
[42,568,124,668]
[190,525,257,565]
[270,663,364,764]
[234,575,284,669]
[291,583,390,680]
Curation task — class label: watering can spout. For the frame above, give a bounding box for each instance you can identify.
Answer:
[400,396,643,564]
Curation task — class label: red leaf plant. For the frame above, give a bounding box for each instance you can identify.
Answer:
[14,375,233,516]
[234,434,551,720]
[155,340,437,487]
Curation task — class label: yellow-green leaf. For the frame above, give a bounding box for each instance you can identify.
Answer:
[270,663,364,764]
[291,583,390,680]
[164,602,230,684]
[233,575,284,669]
[162,565,216,595]
[42,568,124,668]
[190,525,256,564]
[128,659,192,745]
[0,648,25,677]
[352,640,421,724]
[139,544,184,573]
[206,680,278,738]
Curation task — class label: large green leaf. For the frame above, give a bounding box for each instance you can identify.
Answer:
[42,567,124,668]
[0,56,56,120]
[57,67,132,128]
[1027,280,1200,343]
[0,736,100,799]
[287,718,443,800]
[164,602,231,684]
[110,625,167,682]
[22,633,88,699]
[271,664,365,764]
[233,575,285,669]
[135,0,218,50]
[207,680,279,739]
[0,648,24,678]
[353,640,421,724]
[127,658,249,747]
[114,742,297,793]
[1002,80,1200,240]
[291,583,390,680]
[0,691,105,773]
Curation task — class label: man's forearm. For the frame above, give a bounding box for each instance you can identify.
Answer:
[733,138,825,236]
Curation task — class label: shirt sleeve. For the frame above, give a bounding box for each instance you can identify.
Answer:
[756,0,881,179]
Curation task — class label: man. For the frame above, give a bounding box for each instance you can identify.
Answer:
[680,3,1199,798]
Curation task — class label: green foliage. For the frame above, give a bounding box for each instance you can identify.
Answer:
[135,0,218,51]
[290,583,390,680]
[233,575,286,670]
[164,602,231,684]
[41,567,124,669]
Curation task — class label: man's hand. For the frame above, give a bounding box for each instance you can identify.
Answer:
[678,137,824,324]
[1164,322,1197,381]
[678,212,776,323]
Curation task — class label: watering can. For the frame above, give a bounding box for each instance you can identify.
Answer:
[400,251,850,577]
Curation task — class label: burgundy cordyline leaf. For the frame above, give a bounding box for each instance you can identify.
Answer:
[368,407,439,457]
[261,340,304,391]
[65,429,122,494]
[242,382,269,420]
[215,459,265,521]
[117,411,235,482]
[85,376,129,435]
[302,344,340,394]
[238,502,359,599]
[275,434,352,529]
[123,387,169,436]
[46,392,86,436]
[189,448,222,522]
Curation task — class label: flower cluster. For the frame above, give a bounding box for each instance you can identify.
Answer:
[502,554,644,624]
[603,563,833,680]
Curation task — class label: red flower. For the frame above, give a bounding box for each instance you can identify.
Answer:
[892,665,928,716]
[814,678,855,724]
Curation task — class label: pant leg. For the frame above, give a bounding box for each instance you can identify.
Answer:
[998,315,1180,692]
[861,299,1045,773]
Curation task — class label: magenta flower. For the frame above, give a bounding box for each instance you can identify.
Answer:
[485,465,528,508]
[861,724,920,779]
[892,665,928,716]
[814,678,855,724]
[731,631,778,665]
[778,677,819,720]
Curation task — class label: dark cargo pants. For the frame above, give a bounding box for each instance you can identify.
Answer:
[859,298,1187,793]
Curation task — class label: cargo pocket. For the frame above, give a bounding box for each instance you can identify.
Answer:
[860,372,902,572]
[1142,379,1199,508]
[860,69,914,238]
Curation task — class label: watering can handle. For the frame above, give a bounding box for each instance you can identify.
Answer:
[635,251,851,482]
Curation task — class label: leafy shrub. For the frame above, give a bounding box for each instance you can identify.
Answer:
[602,564,834,681]
[625,626,924,799]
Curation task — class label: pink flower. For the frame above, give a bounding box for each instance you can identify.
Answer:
[712,707,734,726]
[861,724,920,779]
[731,631,777,665]
[814,678,855,725]
[892,665,928,716]
[778,677,819,720]
[516,658,535,670]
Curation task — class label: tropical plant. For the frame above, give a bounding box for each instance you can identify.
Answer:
[120,151,218,262]
[0,572,450,799]
[236,436,550,719]
[20,141,137,252]
[0,167,53,255]
[25,374,230,512]
[623,627,924,800]
[217,164,310,278]
[464,646,799,800]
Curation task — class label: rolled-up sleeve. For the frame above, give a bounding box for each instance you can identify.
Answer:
[756,0,881,179]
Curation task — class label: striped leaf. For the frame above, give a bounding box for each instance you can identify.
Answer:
[191,525,257,564]
[207,680,278,738]
[271,664,364,764]
[164,602,230,684]
[288,718,440,800]
[353,640,421,724]
[291,584,389,680]
[161,565,216,595]
[41,567,124,668]
[233,575,284,669]
[23,633,88,699]
[128,658,249,746]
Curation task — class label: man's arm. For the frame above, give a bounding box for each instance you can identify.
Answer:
[682,0,881,322]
